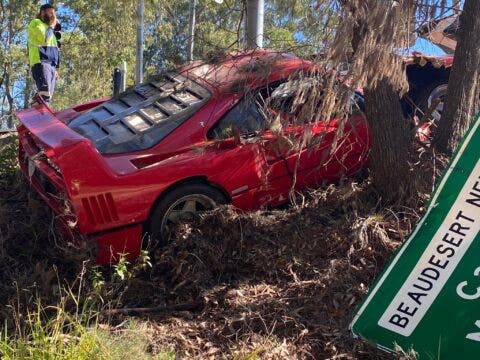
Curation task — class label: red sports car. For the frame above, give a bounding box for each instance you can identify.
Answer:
[17,50,370,264]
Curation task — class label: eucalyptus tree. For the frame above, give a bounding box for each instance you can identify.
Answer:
[0,0,38,120]
[301,0,475,204]
[433,0,480,154]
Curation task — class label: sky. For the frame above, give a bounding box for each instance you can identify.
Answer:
[53,1,452,57]
[409,0,461,55]
[410,38,445,56]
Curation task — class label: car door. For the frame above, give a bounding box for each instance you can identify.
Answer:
[263,78,370,190]
[207,96,293,208]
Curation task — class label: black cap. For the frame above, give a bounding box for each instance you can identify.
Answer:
[40,3,55,11]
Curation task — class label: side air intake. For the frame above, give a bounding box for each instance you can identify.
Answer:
[81,193,119,225]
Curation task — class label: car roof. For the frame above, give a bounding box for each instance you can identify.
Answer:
[67,50,313,155]
[177,49,313,94]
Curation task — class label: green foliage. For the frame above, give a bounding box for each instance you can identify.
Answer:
[90,266,106,295]
[0,134,18,180]
[113,250,151,282]
[1,0,337,112]
[52,0,138,109]
[113,254,130,281]
[0,1,39,110]
[0,303,174,360]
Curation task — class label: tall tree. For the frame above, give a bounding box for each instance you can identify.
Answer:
[326,0,416,204]
[433,0,480,154]
[0,0,37,117]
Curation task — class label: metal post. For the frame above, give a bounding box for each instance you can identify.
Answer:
[136,0,145,84]
[245,0,264,49]
[112,68,122,96]
[120,61,127,92]
[187,0,197,61]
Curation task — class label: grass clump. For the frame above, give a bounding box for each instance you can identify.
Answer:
[0,134,18,181]
[0,303,174,360]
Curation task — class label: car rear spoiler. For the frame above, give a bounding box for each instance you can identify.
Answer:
[16,95,112,191]
[17,95,89,149]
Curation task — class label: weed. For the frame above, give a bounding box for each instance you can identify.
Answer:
[0,134,18,181]
[0,300,174,360]
[91,266,106,296]
[113,251,151,282]
[113,254,130,281]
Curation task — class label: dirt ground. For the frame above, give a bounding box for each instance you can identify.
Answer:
[0,133,432,359]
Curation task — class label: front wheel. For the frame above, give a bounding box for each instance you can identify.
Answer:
[413,82,448,123]
[404,80,449,143]
[147,183,228,245]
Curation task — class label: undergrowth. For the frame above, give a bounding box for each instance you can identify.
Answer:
[0,133,435,359]
[0,302,174,360]
[0,134,18,181]
[0,134,168,359]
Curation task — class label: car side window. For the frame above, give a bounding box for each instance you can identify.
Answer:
[208,98,266,140]
[266,77,365,119]
[265,79,300,114]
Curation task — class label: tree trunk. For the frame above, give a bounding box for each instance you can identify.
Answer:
[4,71,14,128]
[23,66,33,109]
[346,0,416,204]
[364,78,415,204]
[433,0,480,154]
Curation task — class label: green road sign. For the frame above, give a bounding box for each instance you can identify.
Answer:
[351,113,480,359]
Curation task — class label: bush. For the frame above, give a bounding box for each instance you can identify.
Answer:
[0,302,174,360]
[0,134,18,181]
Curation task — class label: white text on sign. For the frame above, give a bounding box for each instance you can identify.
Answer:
[378,160,480,337]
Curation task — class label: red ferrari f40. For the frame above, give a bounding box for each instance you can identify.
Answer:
[17,50,370,263]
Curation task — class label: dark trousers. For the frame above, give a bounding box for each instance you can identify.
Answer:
[31,62,56,102]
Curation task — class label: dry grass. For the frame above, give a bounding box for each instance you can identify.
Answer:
[98,178,428,359]
[0,134,444,359]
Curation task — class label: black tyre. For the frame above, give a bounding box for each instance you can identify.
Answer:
[147,182,228,245]
[409,80,449,123]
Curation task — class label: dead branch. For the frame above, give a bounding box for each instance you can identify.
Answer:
[101,299,205,316]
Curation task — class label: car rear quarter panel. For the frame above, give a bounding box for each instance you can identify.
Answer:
[65,94,258,234]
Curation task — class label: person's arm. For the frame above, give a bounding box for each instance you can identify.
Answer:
[27,19,46,46]
[45,14,58,42]
[54,22,61,69]
[45,26,54,42]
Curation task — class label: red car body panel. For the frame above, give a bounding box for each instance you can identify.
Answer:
[17,50,371,264]
[405,53,454,68]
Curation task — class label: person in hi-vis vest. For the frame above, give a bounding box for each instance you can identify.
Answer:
[28,3,61,103]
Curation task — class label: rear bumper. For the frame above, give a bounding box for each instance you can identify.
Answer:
[94,224,143,264]
[54,215,142,265]
[17,112,144,264]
